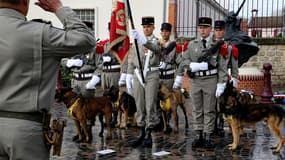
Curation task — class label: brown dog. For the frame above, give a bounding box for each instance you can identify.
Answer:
[104,86,137,129]
[158,83,189,133]
[55,88,113,143]
[220,81,285,153]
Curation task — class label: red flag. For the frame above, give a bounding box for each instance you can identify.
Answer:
[109,0,130,64]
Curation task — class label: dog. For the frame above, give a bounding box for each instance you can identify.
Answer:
[158,83,189,133]
[220,81,285,153]
[55,88,113,143]
[104,86,137,129]
[215,89,257,136]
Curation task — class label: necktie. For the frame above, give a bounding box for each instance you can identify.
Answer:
[202,39,207,48]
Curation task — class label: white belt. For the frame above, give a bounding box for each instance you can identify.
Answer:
[72,73,93,78]
[103,65,121,70]
[160,69,175,75]
[195,69,218,77]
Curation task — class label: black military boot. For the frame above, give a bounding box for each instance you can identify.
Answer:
[191,130,204,148]
[131,127,146,147]
[204,133,214,148]
[142,128,152,148]
[87,124,93,142]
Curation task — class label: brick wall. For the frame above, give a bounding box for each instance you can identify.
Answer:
[242,45,285,91]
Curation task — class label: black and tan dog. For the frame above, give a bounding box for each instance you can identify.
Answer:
[158,83,189,133]
[55,88,113,143]
[220,81,285,153]
[104,86,137,129]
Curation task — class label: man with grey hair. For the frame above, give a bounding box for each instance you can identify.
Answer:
[0,0,95,159]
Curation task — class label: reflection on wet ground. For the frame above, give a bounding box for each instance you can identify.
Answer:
[50,98,285,160]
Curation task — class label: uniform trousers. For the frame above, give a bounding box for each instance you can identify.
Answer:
[190,75,217,134]
[0,118,49,160]
[101,72,120,90]
[133,70,160,129]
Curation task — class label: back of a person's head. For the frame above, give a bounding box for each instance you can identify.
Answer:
[0,0,21,4]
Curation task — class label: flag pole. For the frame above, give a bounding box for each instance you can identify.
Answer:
[126,0,145,83]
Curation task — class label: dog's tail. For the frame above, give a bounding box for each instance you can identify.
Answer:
[180,88,190,99]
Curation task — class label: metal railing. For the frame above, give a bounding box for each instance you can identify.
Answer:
[176,0,285,40]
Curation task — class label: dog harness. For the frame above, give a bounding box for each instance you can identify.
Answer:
[114,91,122,107]
[160,98,171,112]
[223,114,233,124]
[68,98,80,120]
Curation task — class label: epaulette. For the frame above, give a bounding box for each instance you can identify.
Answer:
[31,19,52,24]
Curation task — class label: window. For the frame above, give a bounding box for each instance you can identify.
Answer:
[73,9,95,31]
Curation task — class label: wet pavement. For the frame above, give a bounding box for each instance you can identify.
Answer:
[50,92,285,160]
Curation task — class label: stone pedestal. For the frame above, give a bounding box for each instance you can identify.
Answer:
[260,63,273,104]
[235,67,264,96]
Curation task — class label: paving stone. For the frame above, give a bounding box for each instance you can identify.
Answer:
[50,97,285,160]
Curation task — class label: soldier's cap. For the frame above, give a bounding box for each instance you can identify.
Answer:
[83,21,94,30]
[198,17,212,27]
[160,22,172,31]
[141,16,155,25]
[214,20,225,29]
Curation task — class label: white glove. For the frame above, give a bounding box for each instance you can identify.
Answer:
[66,59,83,68]
[131,29,147,45]
[118,73,127,86]
[85,75,100,89]
[173,75,183,89]
[126,74,133,94]
[102,56,111,63]
[190,62,208,72]
[189,62,201,72]
[159,62,167,69]
[199,62,208,71]
[215,83,226,97]
[231,77,239,88]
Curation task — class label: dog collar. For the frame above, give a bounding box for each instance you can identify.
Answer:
[68,98,80,119]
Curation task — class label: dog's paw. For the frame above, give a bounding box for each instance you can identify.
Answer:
[228,143,237,150]
[272,149,281,154]
[120,126,127,130]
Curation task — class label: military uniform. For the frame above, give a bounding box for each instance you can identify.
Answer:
[0,7,95,160]
[128,16,161,147]
[177,17,228,147]
[159,23,182,89]
[128,35,161,129]
[100,43,121,90]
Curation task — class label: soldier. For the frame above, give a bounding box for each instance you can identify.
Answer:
[214,20,239,135]
[174,17,228,148]
[127,16,161,147]
[159,22,182,89]
[64,21,100,142]
[86,23,121,126]
[214,20,239,87]
[0,0,95,159]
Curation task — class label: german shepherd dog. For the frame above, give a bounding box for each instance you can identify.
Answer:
[215,89,257,136]
[220,81,285,153]
[158,83,189,133]
[104,86,137,129]
[55,88,113,143]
